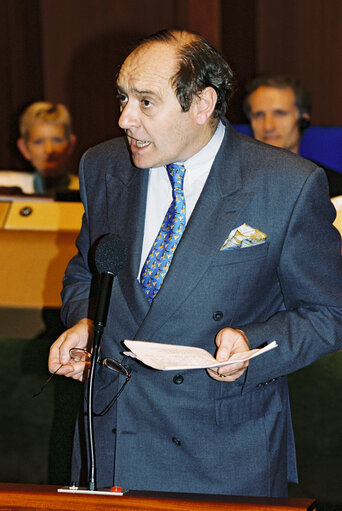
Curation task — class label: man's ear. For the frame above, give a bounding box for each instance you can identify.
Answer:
[298,112,311,131]
[192,87,217,126]
[67,134,77,155]
[17,138,32,161]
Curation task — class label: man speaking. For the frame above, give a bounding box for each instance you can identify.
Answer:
[49,29,342,497]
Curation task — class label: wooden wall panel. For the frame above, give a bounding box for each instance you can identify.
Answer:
[0,0,43,170]
[256,0,342,125]
[221,0,258,123]
[176,0,221,48]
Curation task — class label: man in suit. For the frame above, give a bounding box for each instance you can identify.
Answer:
[48,29,342,497]
[243,75,342,197]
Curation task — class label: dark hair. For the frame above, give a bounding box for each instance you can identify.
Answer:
[131,29,235,118]
[243,75,312,120]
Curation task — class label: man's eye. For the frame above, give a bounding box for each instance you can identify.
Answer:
[251,112,264,119]
[116,94,127,104]
[141,99,152,108]
[52,138,64,144]
[32,139,44,145]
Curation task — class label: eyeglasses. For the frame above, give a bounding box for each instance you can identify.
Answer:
[95,353,131,416]
[33,348,131,414]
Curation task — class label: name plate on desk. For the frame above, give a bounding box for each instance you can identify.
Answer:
[3,200,84,231]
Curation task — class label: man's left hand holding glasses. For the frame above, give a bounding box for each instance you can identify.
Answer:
[48,318,94,382]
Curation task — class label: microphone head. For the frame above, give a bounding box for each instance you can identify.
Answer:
[95,234,127,277]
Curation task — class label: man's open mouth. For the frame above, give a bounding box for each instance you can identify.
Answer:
[136,140,150,148]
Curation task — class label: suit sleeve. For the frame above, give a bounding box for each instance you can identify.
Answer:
[60,152,95,328]
[241,167,342,391]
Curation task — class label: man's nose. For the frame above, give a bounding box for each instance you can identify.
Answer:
[118,103,140,130]
[263,113,276,131]
[43,140,55,153]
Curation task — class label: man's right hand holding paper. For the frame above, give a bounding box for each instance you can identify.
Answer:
[207,327,250,382]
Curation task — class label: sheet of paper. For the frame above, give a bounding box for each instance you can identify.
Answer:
[123,339,277,371]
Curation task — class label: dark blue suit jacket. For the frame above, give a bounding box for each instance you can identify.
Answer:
[62,122,342,497]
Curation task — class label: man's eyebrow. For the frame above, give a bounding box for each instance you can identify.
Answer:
[251,110,265,115]
[116,85,160,98]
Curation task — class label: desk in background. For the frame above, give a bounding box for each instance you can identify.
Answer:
[0,197,83,337]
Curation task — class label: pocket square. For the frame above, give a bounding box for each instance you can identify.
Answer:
[220,223,267,250]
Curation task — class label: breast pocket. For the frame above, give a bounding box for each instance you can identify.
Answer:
[214,241,269,266]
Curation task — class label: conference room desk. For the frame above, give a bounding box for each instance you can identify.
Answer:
[0,197,83,337]
[0,483,317,510]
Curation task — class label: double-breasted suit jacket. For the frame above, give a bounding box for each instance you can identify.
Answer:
[62,122,342,497]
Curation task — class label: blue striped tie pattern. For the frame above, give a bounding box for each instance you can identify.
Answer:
[140,163,186,303]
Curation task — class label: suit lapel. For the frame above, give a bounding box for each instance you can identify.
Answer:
[135,124,255,341]
[105,165,151,323]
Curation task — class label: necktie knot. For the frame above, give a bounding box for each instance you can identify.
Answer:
[166,163,186,195]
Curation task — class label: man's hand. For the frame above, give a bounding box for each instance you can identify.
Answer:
[207,327,250,382]
[48,318,94,382]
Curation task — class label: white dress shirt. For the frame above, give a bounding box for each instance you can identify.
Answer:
[138,121,225,277]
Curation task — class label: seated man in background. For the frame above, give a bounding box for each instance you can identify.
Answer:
[243,75,342,197]
[0,101,78,197]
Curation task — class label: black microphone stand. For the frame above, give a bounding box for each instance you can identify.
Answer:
[87,272,114,491]
[58,233,127,496]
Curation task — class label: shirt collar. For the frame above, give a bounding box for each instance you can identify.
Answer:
[150,120,225,183]
[181,120,225,185]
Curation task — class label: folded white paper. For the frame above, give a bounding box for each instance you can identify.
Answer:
[123,339,277,371]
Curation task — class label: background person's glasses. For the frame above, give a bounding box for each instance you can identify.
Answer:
[33,348,131,412]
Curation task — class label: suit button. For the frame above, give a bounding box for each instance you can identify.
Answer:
[172,437,181,446]
[213,311,223,321]
[173,374,184,384]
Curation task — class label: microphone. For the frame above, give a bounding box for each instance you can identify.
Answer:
[88,233,127,490]
[94,234,127,333]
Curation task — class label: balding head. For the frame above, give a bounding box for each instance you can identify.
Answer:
[123,28,235,119]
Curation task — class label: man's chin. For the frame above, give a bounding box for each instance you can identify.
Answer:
[130,146,169,169]
[263,137,282,148]
[38,167,67,179]
[131,153,156,170]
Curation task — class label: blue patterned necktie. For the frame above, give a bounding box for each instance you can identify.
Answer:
[140,163,186,303]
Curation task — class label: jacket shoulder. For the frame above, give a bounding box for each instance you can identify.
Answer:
[81,136,130,167]
[227,124,323,186]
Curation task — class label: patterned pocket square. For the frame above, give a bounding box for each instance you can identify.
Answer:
[220,223,267,251]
